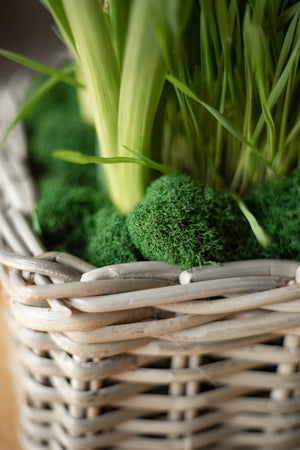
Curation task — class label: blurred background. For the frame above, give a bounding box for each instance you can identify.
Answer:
[0,0,64,81]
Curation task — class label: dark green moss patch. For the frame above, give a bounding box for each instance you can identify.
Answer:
[126,174,253,268]
[36,178,107,257]
[246,170,300,260]
[25,77,97,187]
[85,206,140,267]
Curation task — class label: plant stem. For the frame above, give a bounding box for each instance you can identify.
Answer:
[116,0,167,213]
[61,0,121,207]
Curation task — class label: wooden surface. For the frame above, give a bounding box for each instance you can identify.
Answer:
[0,285,22,450]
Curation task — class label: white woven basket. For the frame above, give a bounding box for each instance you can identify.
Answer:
[1,81,300,450]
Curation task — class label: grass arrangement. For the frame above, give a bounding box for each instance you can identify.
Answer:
[1,0,300,268]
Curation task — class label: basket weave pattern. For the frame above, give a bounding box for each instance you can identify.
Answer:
[1,87,300,449]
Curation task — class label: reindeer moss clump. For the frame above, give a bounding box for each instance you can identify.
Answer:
[36,178,106,256]
[126,174,253,268]
[85,206,140,267]
[247,169,300,261]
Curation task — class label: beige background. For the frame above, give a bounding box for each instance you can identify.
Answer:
[0,286,21,450]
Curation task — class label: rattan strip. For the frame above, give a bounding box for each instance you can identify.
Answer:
[20,403,146,436]
[10,311,300,357]
[21,398,300,449]
[181,259,300,282]
[19,347,157,381]
[118,411,300,436]
[19,347,260,383]
[215,342,300,364]
[109,425,236,449]
[20,419,132,450]
[223,428,300,449]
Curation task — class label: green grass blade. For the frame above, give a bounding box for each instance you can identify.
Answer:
[0,49,82,88]
[274,58,299,173]
[214,69,227,173]
[256,76,276,161]
[122,145,174,174]
[42,0,77,55]
[251,38,300,145]
[279,2,300,27]
[243,6,276,160]
[53,150,144,165]
[0,75,62,148]
[199,1,217,95]
[53,149,173,175]
[273,7,300,84]
[150,0,193,73]
[166,75,248,144]
[166,74,275,172]
[235,197,270,248]
[285,115,300,147]
[110,0,132,69]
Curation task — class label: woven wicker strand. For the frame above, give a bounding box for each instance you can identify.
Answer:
[1,83,300,449]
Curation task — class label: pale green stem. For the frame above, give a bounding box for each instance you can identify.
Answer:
[61,0,121,207]
[117,0,167,213]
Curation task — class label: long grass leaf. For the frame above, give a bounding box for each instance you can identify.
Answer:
[251,39,300,145]
[122,145,174,174]
[53,150,145,165]
[0,49,82,88]
[256,76,276,160]
[166,74,275,172]
[275,63,298,173]
[0,75,63,148]
[235,197,270,248]
[53,149,173,174]
[273,8,300,84]
[42,0,77,55]
[110,0,132,69]
[285,115,300,147]
[199,1,215,95]
[279,2,300,26]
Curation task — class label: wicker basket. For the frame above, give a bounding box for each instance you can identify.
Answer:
[1,85,300,450]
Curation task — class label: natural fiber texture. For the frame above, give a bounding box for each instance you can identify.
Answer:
[1,85,300,450]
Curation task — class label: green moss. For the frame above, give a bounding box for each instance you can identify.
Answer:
[25,77,98,187]
[31,113,97,186]
[246,170,300,260]
[36,178,107,256]
[25,78,79,124]
[126,174,253,268]
[85,206,140,267]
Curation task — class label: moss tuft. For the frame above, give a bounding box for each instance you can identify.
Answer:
[25,78,97,187]
[246,170,300,260]
[126,174,253,268]
[36,178,107,256]
[85,206,140,267]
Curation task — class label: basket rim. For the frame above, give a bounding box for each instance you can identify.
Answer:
[1,78,300,340]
